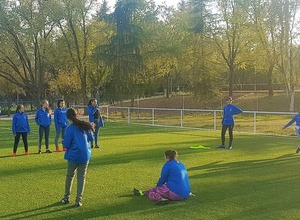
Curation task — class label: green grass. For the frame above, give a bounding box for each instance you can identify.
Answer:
[1,120,300,219]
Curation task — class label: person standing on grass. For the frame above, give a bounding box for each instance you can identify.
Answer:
[218,97,243,150]
[283,108,300,153]
[133,150,193,205]
[87,98,103,148]
[12,104,30,156]
[54,99,68,152]
[35,99,52,154]
[61,108,94,208]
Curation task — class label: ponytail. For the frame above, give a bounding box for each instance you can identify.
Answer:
[66,108,95,132]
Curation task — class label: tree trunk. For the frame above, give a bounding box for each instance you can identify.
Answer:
[228,66,234,97]
[268,64,274,97]
[289,90,295,112]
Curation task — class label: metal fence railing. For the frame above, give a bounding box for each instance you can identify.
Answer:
[71,106,295,136]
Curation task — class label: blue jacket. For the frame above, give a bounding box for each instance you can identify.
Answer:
[12,112,30,134]
[63,124,94,164]
[157,159,191,199]
[54,107,68,132]
[284,114,300,128]
[87,105,100,123]
[35,108,51,127]
[222,104,243,126]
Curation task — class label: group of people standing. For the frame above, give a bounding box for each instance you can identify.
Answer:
[12,98,102,156]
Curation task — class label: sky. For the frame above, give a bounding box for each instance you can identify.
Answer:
[106,0,181,8]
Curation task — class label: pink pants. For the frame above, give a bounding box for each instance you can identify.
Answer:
[143,185,183,202]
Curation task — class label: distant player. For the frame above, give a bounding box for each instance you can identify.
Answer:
[54,99,68,152]
[218,97,243,150]
[283,108,300,153]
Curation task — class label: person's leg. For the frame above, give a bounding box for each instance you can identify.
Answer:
[295,127,300,153]
[55,128,60,149]
[76,162,89,205]
[228,125,234,147]
[143,185,171,202]
[63,162,78,201]
[61,127,66,141]
[45,126,50,151]
[13,133,21,154]
[21,133,28,153]
[38,126,43,152]
[94,122,100,148]
[220,125,228,147]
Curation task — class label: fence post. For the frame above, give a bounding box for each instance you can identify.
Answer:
[128,108,130,124]
[214,111,217,130]
[180,110,183,128]
[254,112,257,134]
[152,108,155,126]
[106,106,109,122]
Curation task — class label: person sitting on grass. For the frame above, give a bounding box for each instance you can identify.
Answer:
[283,107,300,153]
[12,104,30,156]
[61,108,94,208]
[133,150,193,205]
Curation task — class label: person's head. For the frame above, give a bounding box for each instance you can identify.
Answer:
[226,97,233,104]
[164,150,178,162]
[16,104,25,113]
[41,99,49,108]
[57,99,65,108]
[66,108,94,132]
[88,98,97,107]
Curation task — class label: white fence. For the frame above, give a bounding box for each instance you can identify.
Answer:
[72,105,297,136]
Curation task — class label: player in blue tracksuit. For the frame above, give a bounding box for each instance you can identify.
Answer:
[12,104,30,156]
[87,98,103,148]
[133,150,193,205]
[283,108,300,153]
[54,99,68,152]
[218,97,243,150]
[61,108,94,207]
[35,99,52,154]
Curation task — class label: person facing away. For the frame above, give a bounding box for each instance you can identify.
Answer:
[61,108,94,208]
[54,99,68,152]
[133,150,193,205]
[35,99,52,154]
[283,107,300,153]
[87,98,102,148]
[12,104,30,156]
[218,97,243,150]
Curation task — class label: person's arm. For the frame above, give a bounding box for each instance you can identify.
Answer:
[283,116,296,129]
[35,110,39,125]
[86,130,94,142]
[54,109,59,132]
[156,164,169,187]
[12,115,16,135]
[26,114,30,133]
[232,105,243,115]
[63,126,73,149]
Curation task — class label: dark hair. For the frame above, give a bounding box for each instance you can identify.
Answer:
[228,97,233,102]
[66,108,94,132]
[15,104,24,113]
[57,99,65,108]
[165,150,178,160]
[88,98,97,106]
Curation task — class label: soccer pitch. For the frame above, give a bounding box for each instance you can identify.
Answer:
[0,121,300,219]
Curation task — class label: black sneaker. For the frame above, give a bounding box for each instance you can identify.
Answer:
[156,198,169,205]
[94,145,99,148]
[91,145,94,149]
[38,150,42,154]
[46,150,52,153]
[75,202,82,208]
[61,198,70,204]
[296,147,300,153]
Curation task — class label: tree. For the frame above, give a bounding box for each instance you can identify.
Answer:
[95,0,144,104]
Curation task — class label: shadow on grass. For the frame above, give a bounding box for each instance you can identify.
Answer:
[0,202,74,220]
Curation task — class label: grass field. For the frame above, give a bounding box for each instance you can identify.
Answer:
[1,120,300,219]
